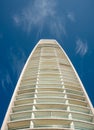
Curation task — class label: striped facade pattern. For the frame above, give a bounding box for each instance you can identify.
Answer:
[1,40,94,130]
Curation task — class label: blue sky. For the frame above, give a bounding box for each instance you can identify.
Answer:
[0,0,94,127]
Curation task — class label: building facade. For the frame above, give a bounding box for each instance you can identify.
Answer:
[1,40,94,130]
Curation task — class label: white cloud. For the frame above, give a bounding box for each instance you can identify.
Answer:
[75,38,88,57]
[67,12,75,22]
[13,0,66,36]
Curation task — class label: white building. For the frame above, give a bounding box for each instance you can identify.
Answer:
[1,40,94,130]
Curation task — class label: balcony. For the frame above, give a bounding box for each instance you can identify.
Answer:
[10,112,31,121]
[35,104,68,111]
[12,104,33,113]
[65,89,83,96]
[32,119,71,129]
[36,92,65,98]
[14,98,34,106]
[65,85,81,91]
[68,99,87,107]
[74,121,94,130]
[8,120,30,130]
[37,84,62,88]
[70,105,91,114]
[19,85,36,90]
[36,98,66,104]
[38,80,61,85]
[67,93,85,101]
[16,93,35,100]
[18,88,36,95]
[72,113,93,122]
[36,87,64,93]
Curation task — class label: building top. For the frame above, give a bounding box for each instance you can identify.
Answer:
[38,39,57,44]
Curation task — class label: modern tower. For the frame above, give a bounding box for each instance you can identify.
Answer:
[1,40,94,130]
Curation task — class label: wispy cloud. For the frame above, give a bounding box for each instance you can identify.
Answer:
[67,12,75,22]
[0,48,26,92]
[9,48,26,78]
[13,15,21,26]
[13,0,66,36]
[75,38,88,57]
[1,71,13,92]
[0,33,3,39]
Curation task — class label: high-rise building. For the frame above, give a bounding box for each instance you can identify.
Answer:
[1,40,94,130]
